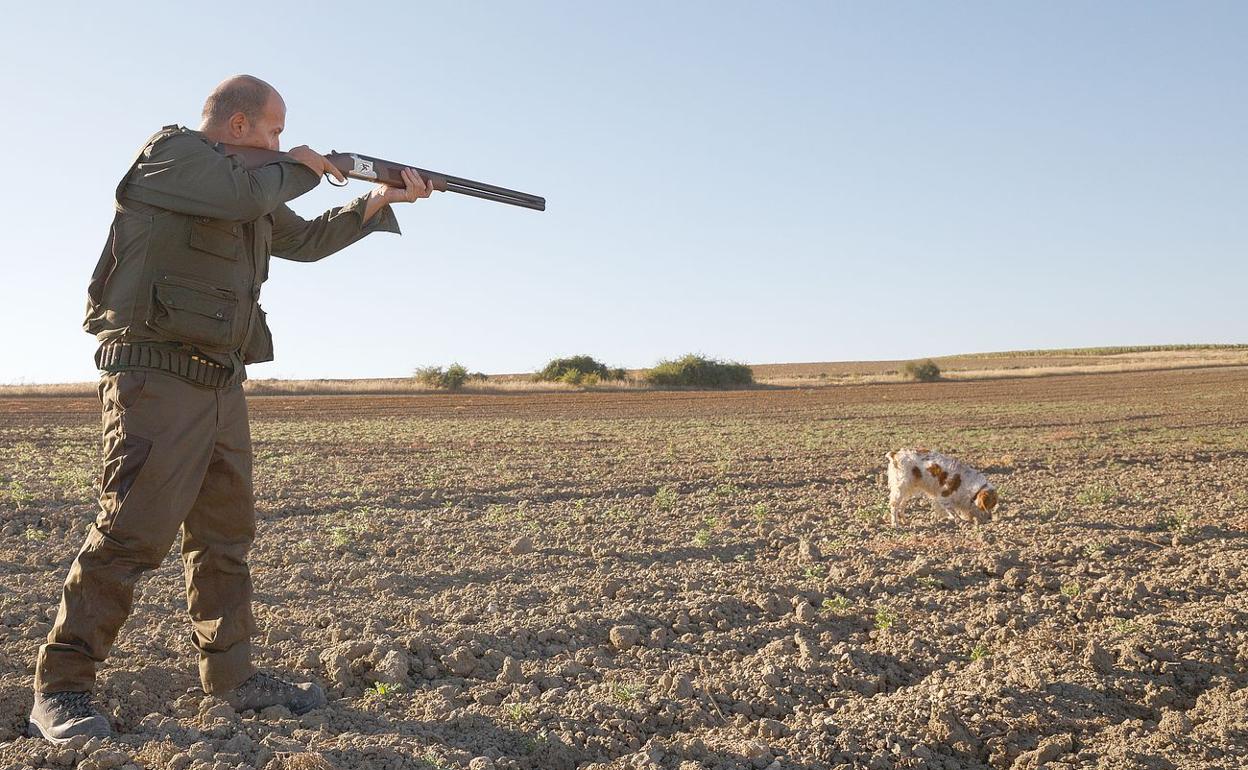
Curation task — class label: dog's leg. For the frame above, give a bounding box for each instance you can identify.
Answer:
[889,491,903,527]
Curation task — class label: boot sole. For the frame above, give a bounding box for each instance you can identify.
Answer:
[28,719,71,745]
[28,718,112,744]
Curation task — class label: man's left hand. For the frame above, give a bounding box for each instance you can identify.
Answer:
[363,168,434,222]
[377,168,434,204]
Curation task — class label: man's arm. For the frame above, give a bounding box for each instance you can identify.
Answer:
[123,132,321,221]
[271,166,432,262]
[269,196,400,263]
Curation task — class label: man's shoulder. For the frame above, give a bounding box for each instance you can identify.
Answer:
[141,125,211,154]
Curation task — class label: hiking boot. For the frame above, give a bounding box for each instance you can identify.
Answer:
[222,671,326,714]
[28,690,113,744]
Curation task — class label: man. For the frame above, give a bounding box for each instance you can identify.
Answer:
[29,75,432,743]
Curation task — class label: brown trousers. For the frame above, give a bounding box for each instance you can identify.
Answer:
[35,370,258,694]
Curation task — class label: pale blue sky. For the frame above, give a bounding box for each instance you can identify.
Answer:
[1,2,1243,382]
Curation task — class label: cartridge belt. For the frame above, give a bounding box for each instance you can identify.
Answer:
[95,342,235,389]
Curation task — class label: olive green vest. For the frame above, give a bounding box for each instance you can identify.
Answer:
[85,126,315,366]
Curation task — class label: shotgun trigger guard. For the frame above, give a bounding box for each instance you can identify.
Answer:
[326,173,348,187]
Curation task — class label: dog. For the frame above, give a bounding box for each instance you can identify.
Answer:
[885,449,998,526]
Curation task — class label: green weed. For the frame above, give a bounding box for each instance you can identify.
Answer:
[653,486,678,512]
[874,606,897,631]
[1076,484,1117,506]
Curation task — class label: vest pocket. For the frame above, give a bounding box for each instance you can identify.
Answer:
[242,306,274,364]
[189,218,242,261]
[147,278,238,349]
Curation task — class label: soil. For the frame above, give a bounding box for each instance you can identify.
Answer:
[2,367,1247,769]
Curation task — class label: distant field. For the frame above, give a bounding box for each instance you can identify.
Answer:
[1,344,1244,397]
[749,344,1248,385]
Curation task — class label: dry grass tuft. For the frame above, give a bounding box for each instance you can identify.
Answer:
[275,753,338,770]
[133,740,181,768]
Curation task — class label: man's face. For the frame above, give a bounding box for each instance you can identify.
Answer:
[236,91,286,151]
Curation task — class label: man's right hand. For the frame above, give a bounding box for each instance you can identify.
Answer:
[286,146,347,183]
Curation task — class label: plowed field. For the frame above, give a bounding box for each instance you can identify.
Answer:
[3,367,1247,770]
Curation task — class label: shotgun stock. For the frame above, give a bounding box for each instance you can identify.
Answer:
[218,143,545,212]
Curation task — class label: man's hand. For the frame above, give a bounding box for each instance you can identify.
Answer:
[286,145,347,183]
[363,167,435,222]
[377,168,435,204]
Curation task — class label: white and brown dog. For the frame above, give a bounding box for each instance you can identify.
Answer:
[885,449,998,526]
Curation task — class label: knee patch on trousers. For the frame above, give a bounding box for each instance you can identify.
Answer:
[101,434,153,514]
[83,522,166,571]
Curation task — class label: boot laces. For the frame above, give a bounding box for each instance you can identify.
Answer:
[50,691,98,719]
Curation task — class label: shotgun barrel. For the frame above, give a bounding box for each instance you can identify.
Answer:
[219,144,546,212]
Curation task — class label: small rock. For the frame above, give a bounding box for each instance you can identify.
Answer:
[794,601,816,622]
[320,651,351,686]
[1158,709,1193,735]
[88,750,129,770]
[46,749,76,767]
[498,656,525,684]
[672,673,694,699]
[1002,566,1028,589]
[469,758,496,770]
[443,646,478,677]
[510,535,535,555]
[741,740,772,769]
[610,625,642,651]
[798,538,821,562]
[757,718,787,739]
[1083,639,1114,673]
[198,702,235,722]
[373,649,411,685]
[756,593,784,617]
[1011,732,1073,769]
[66,735,91,751]
[602,578,624,599]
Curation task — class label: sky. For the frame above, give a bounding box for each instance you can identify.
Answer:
[0,2,1243,382]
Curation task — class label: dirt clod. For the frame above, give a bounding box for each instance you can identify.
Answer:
[609,625,641,651]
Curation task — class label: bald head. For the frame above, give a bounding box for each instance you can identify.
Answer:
[199,75,287,150]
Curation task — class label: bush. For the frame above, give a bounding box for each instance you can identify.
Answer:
[902,359,941,382]
[643,354,754,387]
[414,363,471,390]
[536,355,626,384]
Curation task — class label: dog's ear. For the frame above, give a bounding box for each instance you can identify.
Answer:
[975,488,999,513]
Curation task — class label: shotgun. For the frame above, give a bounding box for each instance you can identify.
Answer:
[217,143,546,212]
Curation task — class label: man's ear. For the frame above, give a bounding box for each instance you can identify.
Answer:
[228,111,248,139]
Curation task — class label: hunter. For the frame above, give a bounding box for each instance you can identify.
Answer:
[30,74,432,742]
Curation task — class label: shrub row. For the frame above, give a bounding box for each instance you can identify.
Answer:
[413,363,486,390]
[414,354,756,390]
[643,354,753,387]
[535,355,627,386]
[416,355,945,390]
